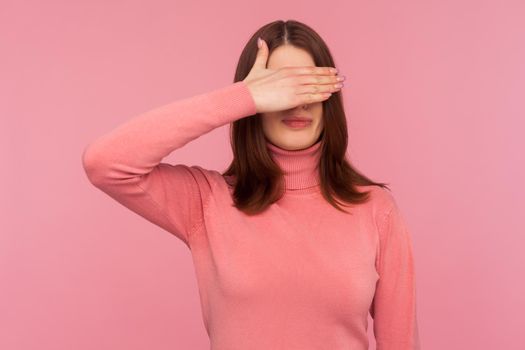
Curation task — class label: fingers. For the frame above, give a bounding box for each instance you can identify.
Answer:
[294,76,345,96]
[296,73,345,86]
[295,81,343,95]
[285,65,338,76]
[297,92,334,105]
[252,37,269,70]
[283,65,345,96]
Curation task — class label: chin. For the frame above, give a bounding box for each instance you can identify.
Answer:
[264,123,323,151]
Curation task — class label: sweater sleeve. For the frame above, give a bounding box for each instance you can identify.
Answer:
[81,81,257,248]
[370,199,421,350]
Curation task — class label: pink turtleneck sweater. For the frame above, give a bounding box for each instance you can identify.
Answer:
[81,81,421,349]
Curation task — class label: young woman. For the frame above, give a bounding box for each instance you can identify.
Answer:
[82,19,421,350]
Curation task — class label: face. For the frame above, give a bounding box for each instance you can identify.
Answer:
[260,44,324,151]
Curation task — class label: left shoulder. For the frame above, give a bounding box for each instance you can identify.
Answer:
[353,185,405,233]
[355,184,398,214]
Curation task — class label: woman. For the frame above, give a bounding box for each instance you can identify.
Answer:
[82,19,421,350]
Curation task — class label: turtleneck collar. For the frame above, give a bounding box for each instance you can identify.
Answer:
[265,139,322,191]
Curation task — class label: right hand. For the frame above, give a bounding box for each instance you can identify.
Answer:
[242,38,344,114]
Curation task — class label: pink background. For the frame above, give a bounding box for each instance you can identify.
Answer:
[2,0,524,349]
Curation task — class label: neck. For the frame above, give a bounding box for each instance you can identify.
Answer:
[266,140,322,191]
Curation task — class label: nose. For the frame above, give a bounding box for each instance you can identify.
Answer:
[289,104,308,113]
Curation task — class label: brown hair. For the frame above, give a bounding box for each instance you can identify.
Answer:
[222,19,390,216]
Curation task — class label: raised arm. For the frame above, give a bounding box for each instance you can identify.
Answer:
[81,81,257,247]
[81,37,341,248]
[370,198,421,349]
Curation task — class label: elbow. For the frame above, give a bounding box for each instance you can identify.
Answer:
[81,143,110,187]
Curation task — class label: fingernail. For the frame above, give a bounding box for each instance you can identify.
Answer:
[257,37,262,48]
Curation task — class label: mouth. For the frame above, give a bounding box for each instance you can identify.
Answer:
[282,119,312,129]
[282,116,312,122]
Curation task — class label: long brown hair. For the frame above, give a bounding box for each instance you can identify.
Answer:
[222,19,390,215]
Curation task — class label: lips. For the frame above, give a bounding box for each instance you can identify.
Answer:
[282,116,312,122]
[282,118,312,129]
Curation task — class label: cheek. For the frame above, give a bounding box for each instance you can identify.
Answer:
[313,105,324,129]
[260,114,282,134]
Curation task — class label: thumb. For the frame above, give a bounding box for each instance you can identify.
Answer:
[252,37,268,70]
